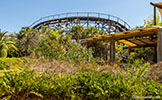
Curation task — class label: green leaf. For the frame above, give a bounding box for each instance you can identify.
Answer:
[0,49,7,57]
[30,91,43,98]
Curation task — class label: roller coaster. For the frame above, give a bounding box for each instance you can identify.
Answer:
[30,12,131,34]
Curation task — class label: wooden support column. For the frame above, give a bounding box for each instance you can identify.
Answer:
[157,28,162,62]
[128,48,131,56]
[153,46,157,63]
[110,40,115,63]
[105,46,108,61]
[150,2,157,25]
[154,6,156,25]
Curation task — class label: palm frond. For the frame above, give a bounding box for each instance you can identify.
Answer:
[8,44,18,51]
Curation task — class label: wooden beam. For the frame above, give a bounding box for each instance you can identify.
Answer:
[136,39,150,45]
[150,2,162,9]
[157,28,162,62]
[126,39,140,46]
[110,40,115,63]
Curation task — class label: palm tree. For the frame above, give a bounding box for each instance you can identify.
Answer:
[17,27,40,55]
[0,30,17,57]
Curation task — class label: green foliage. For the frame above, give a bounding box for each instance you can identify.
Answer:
[0,49,7,58]
[124,58,151,83]
[49,31,59,41]
[0,60,7,70]
[116,43,156,64]
[120,59,162,98]
[30,38,95,62]
[31,39,65,59]
[0,58,161,99]
[0,31,17,58]
[0,69,161,100]
[144,14,162,27]
[1,13,162,100]
[0,57,29,71]
[116,43,128,63]
[70,25,85,43]
[23,26,96,62]
[14,25,109,62]
[0,69,43,100]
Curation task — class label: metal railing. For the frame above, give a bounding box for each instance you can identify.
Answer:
[30,12,131,30]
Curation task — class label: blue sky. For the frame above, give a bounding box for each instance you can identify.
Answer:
[0,0,160,33]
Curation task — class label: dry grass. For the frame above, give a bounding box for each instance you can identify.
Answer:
[23,59,123,75]
[146,62,162,83]
[22,58,162,84]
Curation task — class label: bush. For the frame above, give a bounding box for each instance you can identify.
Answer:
[0,69,162,100]
[0,60,7,70]
[30,39,95,62]
[0,69,43,100]
[0,57,30,71]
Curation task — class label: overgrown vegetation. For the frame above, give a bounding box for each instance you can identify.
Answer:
[0,14,162,100]
[0,67,162,100]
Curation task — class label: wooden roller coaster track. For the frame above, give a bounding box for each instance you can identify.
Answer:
[30,12,131,34]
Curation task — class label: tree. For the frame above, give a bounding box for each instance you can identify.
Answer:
[69,25,85,43]
[0,30,17,57]
[15,27,43,56]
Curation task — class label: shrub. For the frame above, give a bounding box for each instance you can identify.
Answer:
[0,58,27,70]
[0,60,7,70]
[30,39,95,62]
[0,69,162,100]
[0,69,43,100]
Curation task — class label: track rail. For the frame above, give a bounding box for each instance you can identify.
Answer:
[30,12,131,33]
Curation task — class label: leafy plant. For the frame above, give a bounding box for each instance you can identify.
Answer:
[30,36,95,62]
[0,68,162,100]
[0,69,43,100]
[0,31,17,57]
[0,60,7,70]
